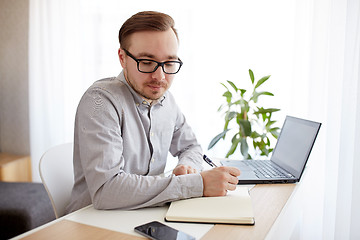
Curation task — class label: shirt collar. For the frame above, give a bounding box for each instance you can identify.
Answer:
[116,71,166,107]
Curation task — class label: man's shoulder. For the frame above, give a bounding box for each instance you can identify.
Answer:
[86,77,128,96]
[92,76,124,89]
[78,76,132,107]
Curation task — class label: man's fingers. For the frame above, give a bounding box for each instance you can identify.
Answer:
[173,165,197,175]
[226,166,241,177]
[228,175,239,185]
[220,166,240,190]
[216,166,240,175]
[187,167,197,174]
[228,183,237,191]
[201,166,241,196]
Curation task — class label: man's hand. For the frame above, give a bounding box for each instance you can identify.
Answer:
[173,164,197,176]
[200,166,240,196]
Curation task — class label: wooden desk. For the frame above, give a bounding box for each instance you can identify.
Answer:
[0,153,32,182]
[14,184,296,240]
[202,184,295,240]
[20,220,144,240]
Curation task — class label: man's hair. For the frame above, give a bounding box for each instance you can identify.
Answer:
[118,11,178,50]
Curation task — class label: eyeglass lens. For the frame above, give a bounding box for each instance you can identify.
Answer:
[138,60,181,74]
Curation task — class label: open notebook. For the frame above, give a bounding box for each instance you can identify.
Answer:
[165,186,254,225]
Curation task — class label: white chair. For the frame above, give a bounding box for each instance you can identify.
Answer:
[39,143,74,218]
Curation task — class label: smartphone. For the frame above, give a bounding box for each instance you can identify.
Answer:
[134,221,195,240]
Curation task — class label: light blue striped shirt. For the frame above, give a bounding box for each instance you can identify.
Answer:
[66,71,204,213]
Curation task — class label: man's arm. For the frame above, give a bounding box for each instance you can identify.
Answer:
[74,87,203,210]
[166,94,240,195]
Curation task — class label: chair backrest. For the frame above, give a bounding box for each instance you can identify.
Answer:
[39,143,74,218]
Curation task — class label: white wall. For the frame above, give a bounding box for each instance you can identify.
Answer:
[0,0,30,155]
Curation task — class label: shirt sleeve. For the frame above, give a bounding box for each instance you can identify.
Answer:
[75,87,203,210]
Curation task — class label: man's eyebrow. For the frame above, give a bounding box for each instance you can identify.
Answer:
[137,52,179,60]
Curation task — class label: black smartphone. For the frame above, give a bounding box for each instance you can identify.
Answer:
[134,221,195,240]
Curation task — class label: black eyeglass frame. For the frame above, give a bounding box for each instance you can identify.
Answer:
[123,49,183,74]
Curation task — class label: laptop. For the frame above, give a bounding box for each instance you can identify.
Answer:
[221,116,321,184]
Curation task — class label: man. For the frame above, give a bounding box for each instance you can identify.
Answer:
[66,11,240,213]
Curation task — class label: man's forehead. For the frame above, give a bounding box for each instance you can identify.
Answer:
[127,30,179,60]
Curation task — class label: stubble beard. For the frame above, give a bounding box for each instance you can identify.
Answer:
[124,72,167,101]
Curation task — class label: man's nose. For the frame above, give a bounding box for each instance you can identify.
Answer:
[152,65,166,80]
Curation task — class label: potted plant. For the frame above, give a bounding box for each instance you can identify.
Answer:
[208,69,280,159]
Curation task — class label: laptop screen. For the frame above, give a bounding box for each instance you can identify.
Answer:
[271,116,321,179]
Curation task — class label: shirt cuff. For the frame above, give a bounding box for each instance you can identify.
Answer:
[176,173,203,199]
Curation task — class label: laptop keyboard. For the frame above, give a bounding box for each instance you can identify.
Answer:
[243,160,294,178]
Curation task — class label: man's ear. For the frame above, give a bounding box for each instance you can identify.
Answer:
[118,48,126,68]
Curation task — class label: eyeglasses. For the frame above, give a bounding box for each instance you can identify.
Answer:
[123,49,183,74]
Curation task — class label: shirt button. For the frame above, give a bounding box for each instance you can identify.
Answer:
[151,158,155,163]
[150,132,154,137]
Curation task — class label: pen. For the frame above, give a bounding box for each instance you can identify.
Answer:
[203,155,218,167]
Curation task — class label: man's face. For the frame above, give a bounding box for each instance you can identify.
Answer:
[118,29,179,102]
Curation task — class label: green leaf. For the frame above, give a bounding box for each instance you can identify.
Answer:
[240,138,249,158]
[223,91,232,103]
[255,75,271,89]
[254,108,280,114]
[266,136,271,146]
[240,99,249,109]
[266,120,276,128]
[270,127,280,138]
[225,111,237,121]
[208,129,231,150]
[220,82,229,91]
[270,127,280,132]
[249,69,255,84]
[260,148,269,156]
[227,80,238,92]
[226,134,240,158]
[250,131,261,139]
[267,108,281,113]
[259,91,274,97]
[217,104,224,112]
[250,91,274,103]
[239,89,247,97]
[238,119,252,136]
[223,91,232,98]
[232,100,241,106]
[224,112,236,130]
